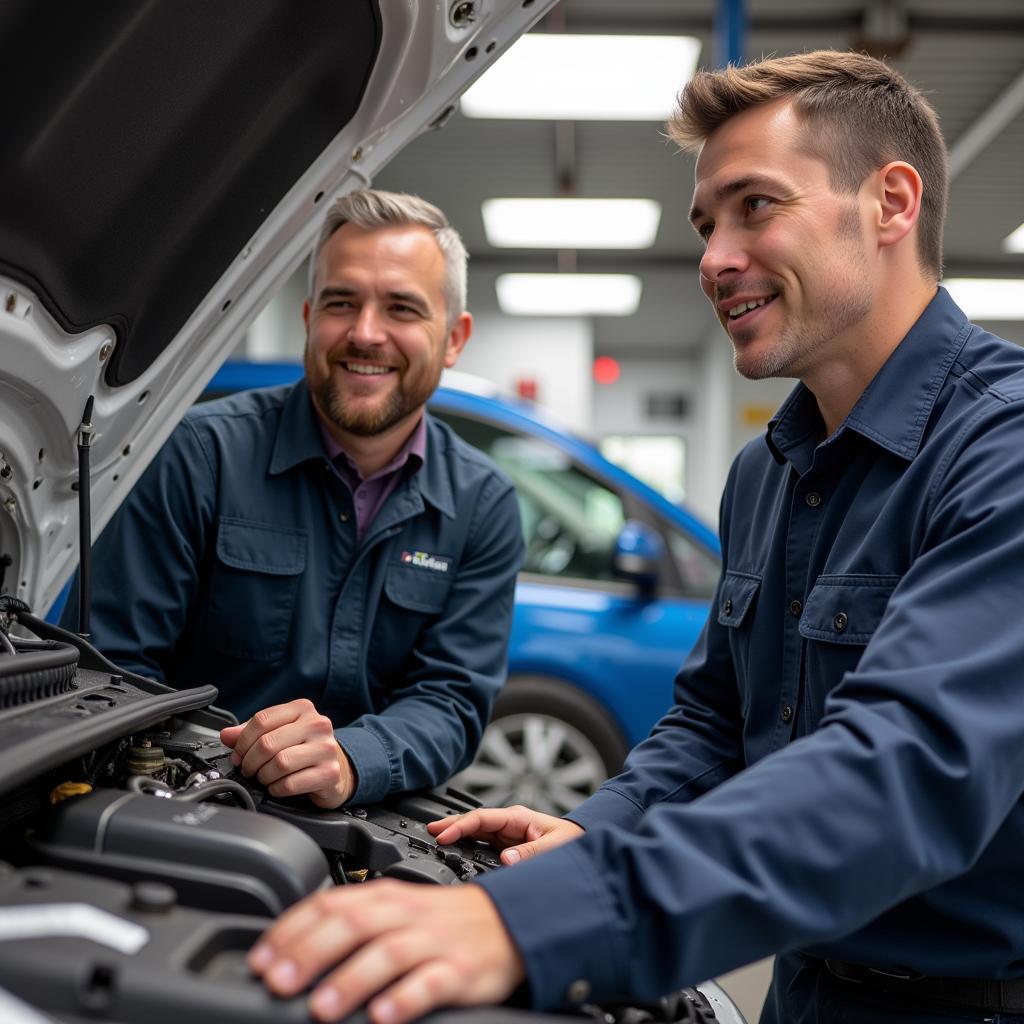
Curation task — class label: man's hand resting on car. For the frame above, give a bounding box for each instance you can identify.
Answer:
[220,698,356,808]
[427,804,584,864]
[249,880,524,1024]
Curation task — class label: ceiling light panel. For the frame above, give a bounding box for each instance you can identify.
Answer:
[461,34,701,121]
[943,279,1024,320]
[1004,223,1024,254]
[496,274,642,316]
[482,198,661,248]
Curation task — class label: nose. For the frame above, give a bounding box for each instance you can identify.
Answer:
[698,227,750,292]
[350,303,387,345]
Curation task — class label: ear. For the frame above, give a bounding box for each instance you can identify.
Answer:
[874,161,923,251]
[443,312,473,368]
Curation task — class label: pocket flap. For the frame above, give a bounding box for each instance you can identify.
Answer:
[717,570,761,627]
[385,563,454,613]
[799,575,900,644]
[216,516,306,575]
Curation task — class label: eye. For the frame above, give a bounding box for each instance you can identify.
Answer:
[745,196,772,214]
[695,221,714,242]
[391,303,424,318]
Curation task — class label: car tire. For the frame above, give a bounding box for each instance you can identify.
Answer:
[453,676,630,815]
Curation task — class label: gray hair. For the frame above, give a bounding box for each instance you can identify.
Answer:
[308,188,469,328]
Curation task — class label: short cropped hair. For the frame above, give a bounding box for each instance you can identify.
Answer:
[668,50,948,279]
[308,189,468,328]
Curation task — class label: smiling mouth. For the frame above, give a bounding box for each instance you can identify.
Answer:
[342,362,394,376]
[726,294,779,322]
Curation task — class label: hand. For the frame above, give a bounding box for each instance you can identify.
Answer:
[249,880,524,1024]
[220,698,356,808]
[427,804,584,865]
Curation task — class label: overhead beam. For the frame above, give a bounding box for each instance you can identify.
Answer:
[948,67,1024,180]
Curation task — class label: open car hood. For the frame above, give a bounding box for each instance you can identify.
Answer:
[0,0,556,615]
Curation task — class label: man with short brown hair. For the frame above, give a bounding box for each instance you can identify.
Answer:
[250,52,1024,1024]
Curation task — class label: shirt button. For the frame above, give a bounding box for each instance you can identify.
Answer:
[339,513,349,523]
[833,612,848,632]
[565,979,591,1004]
[722,598,733,615]
[781,705,793,723]
[805,492,822,508]
[789,599,803,617]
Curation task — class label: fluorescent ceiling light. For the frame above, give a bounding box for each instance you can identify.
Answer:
[943,278,1024,319]
[496,273,642,316]
[461,34,701,120]
[1004,223,1024,253]
[483,198,661,248]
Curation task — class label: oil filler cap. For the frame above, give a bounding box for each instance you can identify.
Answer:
[129,881,177,913]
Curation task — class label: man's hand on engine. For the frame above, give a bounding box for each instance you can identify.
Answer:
[248,880,524,1024]
[220,698,356,808]
[428,805,584,865]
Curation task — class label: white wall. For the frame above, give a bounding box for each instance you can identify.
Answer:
[457,313,594,434]
[246,266,307,359]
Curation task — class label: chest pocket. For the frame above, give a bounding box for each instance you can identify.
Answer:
[203,517,307,662]
[797,574,900,727]
[717,570,761,628]
[366,561,456,695]
[798,574,900,644]
[383,562,455,614]
[716,570,762,696]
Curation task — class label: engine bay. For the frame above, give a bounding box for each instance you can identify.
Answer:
[0,600,738,1024]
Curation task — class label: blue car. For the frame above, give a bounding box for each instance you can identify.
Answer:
[206,362,721,814]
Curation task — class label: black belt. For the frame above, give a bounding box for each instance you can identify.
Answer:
[825,959,1024,1015]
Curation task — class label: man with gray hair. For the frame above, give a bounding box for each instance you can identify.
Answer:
[63,188,524,808]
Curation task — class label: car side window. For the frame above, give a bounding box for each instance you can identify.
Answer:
[437,412,626,582]
[665,527,720,599]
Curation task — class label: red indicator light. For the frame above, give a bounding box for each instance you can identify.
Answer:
[593,356,621,385]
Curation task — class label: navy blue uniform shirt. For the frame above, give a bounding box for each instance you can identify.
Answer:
[479,289,1024,1008]
[62,381,524,804]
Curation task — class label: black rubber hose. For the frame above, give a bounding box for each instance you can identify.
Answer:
[0,642,79,707]
[172,778,256,811]
[127,775,174,796]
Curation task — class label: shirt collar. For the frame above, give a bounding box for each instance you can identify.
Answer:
[320,412,426,483]
[268,380,455,517]
[269,378,329,474]
[766,287,972,467]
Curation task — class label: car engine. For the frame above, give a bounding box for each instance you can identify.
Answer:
[0,599,743,1024]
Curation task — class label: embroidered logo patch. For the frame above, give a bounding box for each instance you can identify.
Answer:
[401,550,451,573]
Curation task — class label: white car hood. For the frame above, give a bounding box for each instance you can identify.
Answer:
[0,0,555,615]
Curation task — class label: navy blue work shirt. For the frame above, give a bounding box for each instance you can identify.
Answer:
[478,288,1024,1008]
[62,381,524,804]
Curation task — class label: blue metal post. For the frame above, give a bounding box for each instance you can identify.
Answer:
[713,0,746,68]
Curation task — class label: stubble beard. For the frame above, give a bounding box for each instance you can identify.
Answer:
[730,207,873,381]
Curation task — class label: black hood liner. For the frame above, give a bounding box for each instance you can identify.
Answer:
[0,0,381,385]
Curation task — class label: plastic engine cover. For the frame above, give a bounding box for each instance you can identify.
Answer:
[30,788,331,915]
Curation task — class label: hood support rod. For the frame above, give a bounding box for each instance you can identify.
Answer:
[76,396,95,640]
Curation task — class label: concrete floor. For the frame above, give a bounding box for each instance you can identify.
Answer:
[716,958,774,1023]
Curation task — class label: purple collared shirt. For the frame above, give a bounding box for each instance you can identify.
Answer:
[316,411,427,543]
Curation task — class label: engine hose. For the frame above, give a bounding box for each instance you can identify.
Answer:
[0,642,79,708]
[172,778,256,811]
[127,775,174,796]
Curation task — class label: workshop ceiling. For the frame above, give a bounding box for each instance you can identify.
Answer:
[375,0,1024,357]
